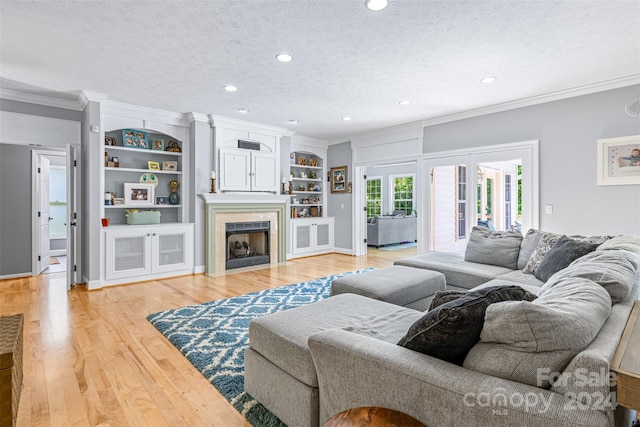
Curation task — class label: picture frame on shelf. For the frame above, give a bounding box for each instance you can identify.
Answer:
[155,196,168,205]
[113,197,125,205]
[124,183,154,207]
[148,161,160,170]
[105,136,117,146]
[597,135,640,186]
[151,138,165,151]
[330,165,347,193]
[122,129,148,149]
[162,160,178,171]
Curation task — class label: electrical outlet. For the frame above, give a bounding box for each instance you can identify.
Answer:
[340,203,344,210]
[545,204,553,214]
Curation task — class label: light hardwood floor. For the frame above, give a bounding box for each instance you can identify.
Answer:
[0,247,416,427]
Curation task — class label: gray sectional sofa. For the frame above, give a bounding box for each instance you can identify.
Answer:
[246,230,640,427]
[366,214,417,247]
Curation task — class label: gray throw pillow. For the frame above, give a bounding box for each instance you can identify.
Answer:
[522,231,562,274]
[427,290,467,311]
[464,227,523,270]
[534,236,599,282]
[397,285,537,365]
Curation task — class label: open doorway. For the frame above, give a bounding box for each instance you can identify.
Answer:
[30,146,79,290]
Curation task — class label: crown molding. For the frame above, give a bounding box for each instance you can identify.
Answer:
[0,88,84,111]
[187,112,209,123]
[422,75,640,127]
[290,134,329,149]
[208,114,295,137]
[79,90,108,108]
[101,99,190,127]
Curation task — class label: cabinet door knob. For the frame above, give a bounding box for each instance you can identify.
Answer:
[147,233,151,236]
[153,233,157,236]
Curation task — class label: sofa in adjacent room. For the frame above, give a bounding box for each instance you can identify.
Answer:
[367,213,417,247]
[246,230,640,427]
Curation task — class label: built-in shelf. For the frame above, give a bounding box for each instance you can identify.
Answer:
[105,146,182,157]
[105,167,182,175]
[105,205,182,209]
[291,164,322,170]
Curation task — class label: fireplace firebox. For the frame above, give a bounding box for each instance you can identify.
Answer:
[226,221,270,270]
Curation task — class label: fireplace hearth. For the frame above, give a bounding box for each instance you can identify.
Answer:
[226,221,270,270]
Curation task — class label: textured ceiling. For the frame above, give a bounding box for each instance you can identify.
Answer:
[1,0,639,141]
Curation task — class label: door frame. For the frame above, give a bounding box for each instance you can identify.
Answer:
[31,147,80,290]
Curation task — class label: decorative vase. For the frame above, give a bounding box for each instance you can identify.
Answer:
[168,180,180,205]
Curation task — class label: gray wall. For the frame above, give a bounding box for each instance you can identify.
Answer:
[0,144,33,275]
[424,85,640,236]
[190,119,214,270]
[0,99,81,277]
[327,141,353,250]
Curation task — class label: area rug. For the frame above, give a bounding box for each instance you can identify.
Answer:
[147,269,372,427]
[376,241,417,251]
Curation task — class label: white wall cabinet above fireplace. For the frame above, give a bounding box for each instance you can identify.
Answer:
[219,147,278,192]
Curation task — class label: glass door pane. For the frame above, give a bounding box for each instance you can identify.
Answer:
[157,233,185,267]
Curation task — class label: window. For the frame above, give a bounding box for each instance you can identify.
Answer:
[456,166,466,239]
[366,177,382,218]
[391,175,414,214]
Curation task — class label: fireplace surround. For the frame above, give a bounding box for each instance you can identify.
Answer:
[202,194,288,274]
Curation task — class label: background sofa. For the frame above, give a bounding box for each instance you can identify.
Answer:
[247,230,640,427]
[367,213,417,247]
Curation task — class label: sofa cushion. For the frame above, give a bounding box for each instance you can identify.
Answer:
[517,229,545,270]
[464,227,523,270]
[540,249,639,303]
[522,231,562,274]
[394,252,514,290]
[465,277,611,387]
[534,235,599,282]
[495,270,544,289]
[397,285,537,365]
[249,294,422,387]
[596,234,640,253]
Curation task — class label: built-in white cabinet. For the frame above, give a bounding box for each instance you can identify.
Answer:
[104,224,194,281]
[290,217,334,256]
[219,147,278,192]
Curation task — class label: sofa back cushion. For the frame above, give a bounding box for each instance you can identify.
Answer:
[464,227,523,270]
[539,249,639,304]
[517,229,545,270]
[596,234,640,253]
[397,285,536,365]
[464,277,611,387]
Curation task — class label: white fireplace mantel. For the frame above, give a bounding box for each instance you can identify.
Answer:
[202,192,289,274]
[201,193,289,205]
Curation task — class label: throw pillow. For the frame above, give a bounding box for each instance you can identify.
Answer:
[534,236,599,282]
[522,231,562,274]
[517,229,545,270]
[397,285,537,365]
[427,290,467,311]
[464,227,523,270]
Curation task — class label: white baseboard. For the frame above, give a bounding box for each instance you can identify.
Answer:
[0,272,31,280]
[332,247,354,256]
[194,265,205,274]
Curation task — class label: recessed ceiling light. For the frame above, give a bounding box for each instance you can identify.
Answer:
[399,100,411,105]
[480,77,497,84]
[342,116,352,121]
[276,53,293,62]
[223,85,237,92]
[288,119,299,124]
[237,108,248,113]
[365,0,388,11]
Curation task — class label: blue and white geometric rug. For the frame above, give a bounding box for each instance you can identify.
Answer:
[146,269,372,427]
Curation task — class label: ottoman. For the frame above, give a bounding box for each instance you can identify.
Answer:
[0,314,23,427]
[245,294,423,427]
[330,266,445,311]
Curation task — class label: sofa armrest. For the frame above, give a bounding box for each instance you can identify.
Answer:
[308,329,611,427]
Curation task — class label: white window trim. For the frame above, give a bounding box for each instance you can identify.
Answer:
[366,175,383,217]
[388,173,415,215]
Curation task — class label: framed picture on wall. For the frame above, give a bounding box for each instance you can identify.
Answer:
[124,183,155,206]
[597,135,640,186]
[330,165,347,193]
